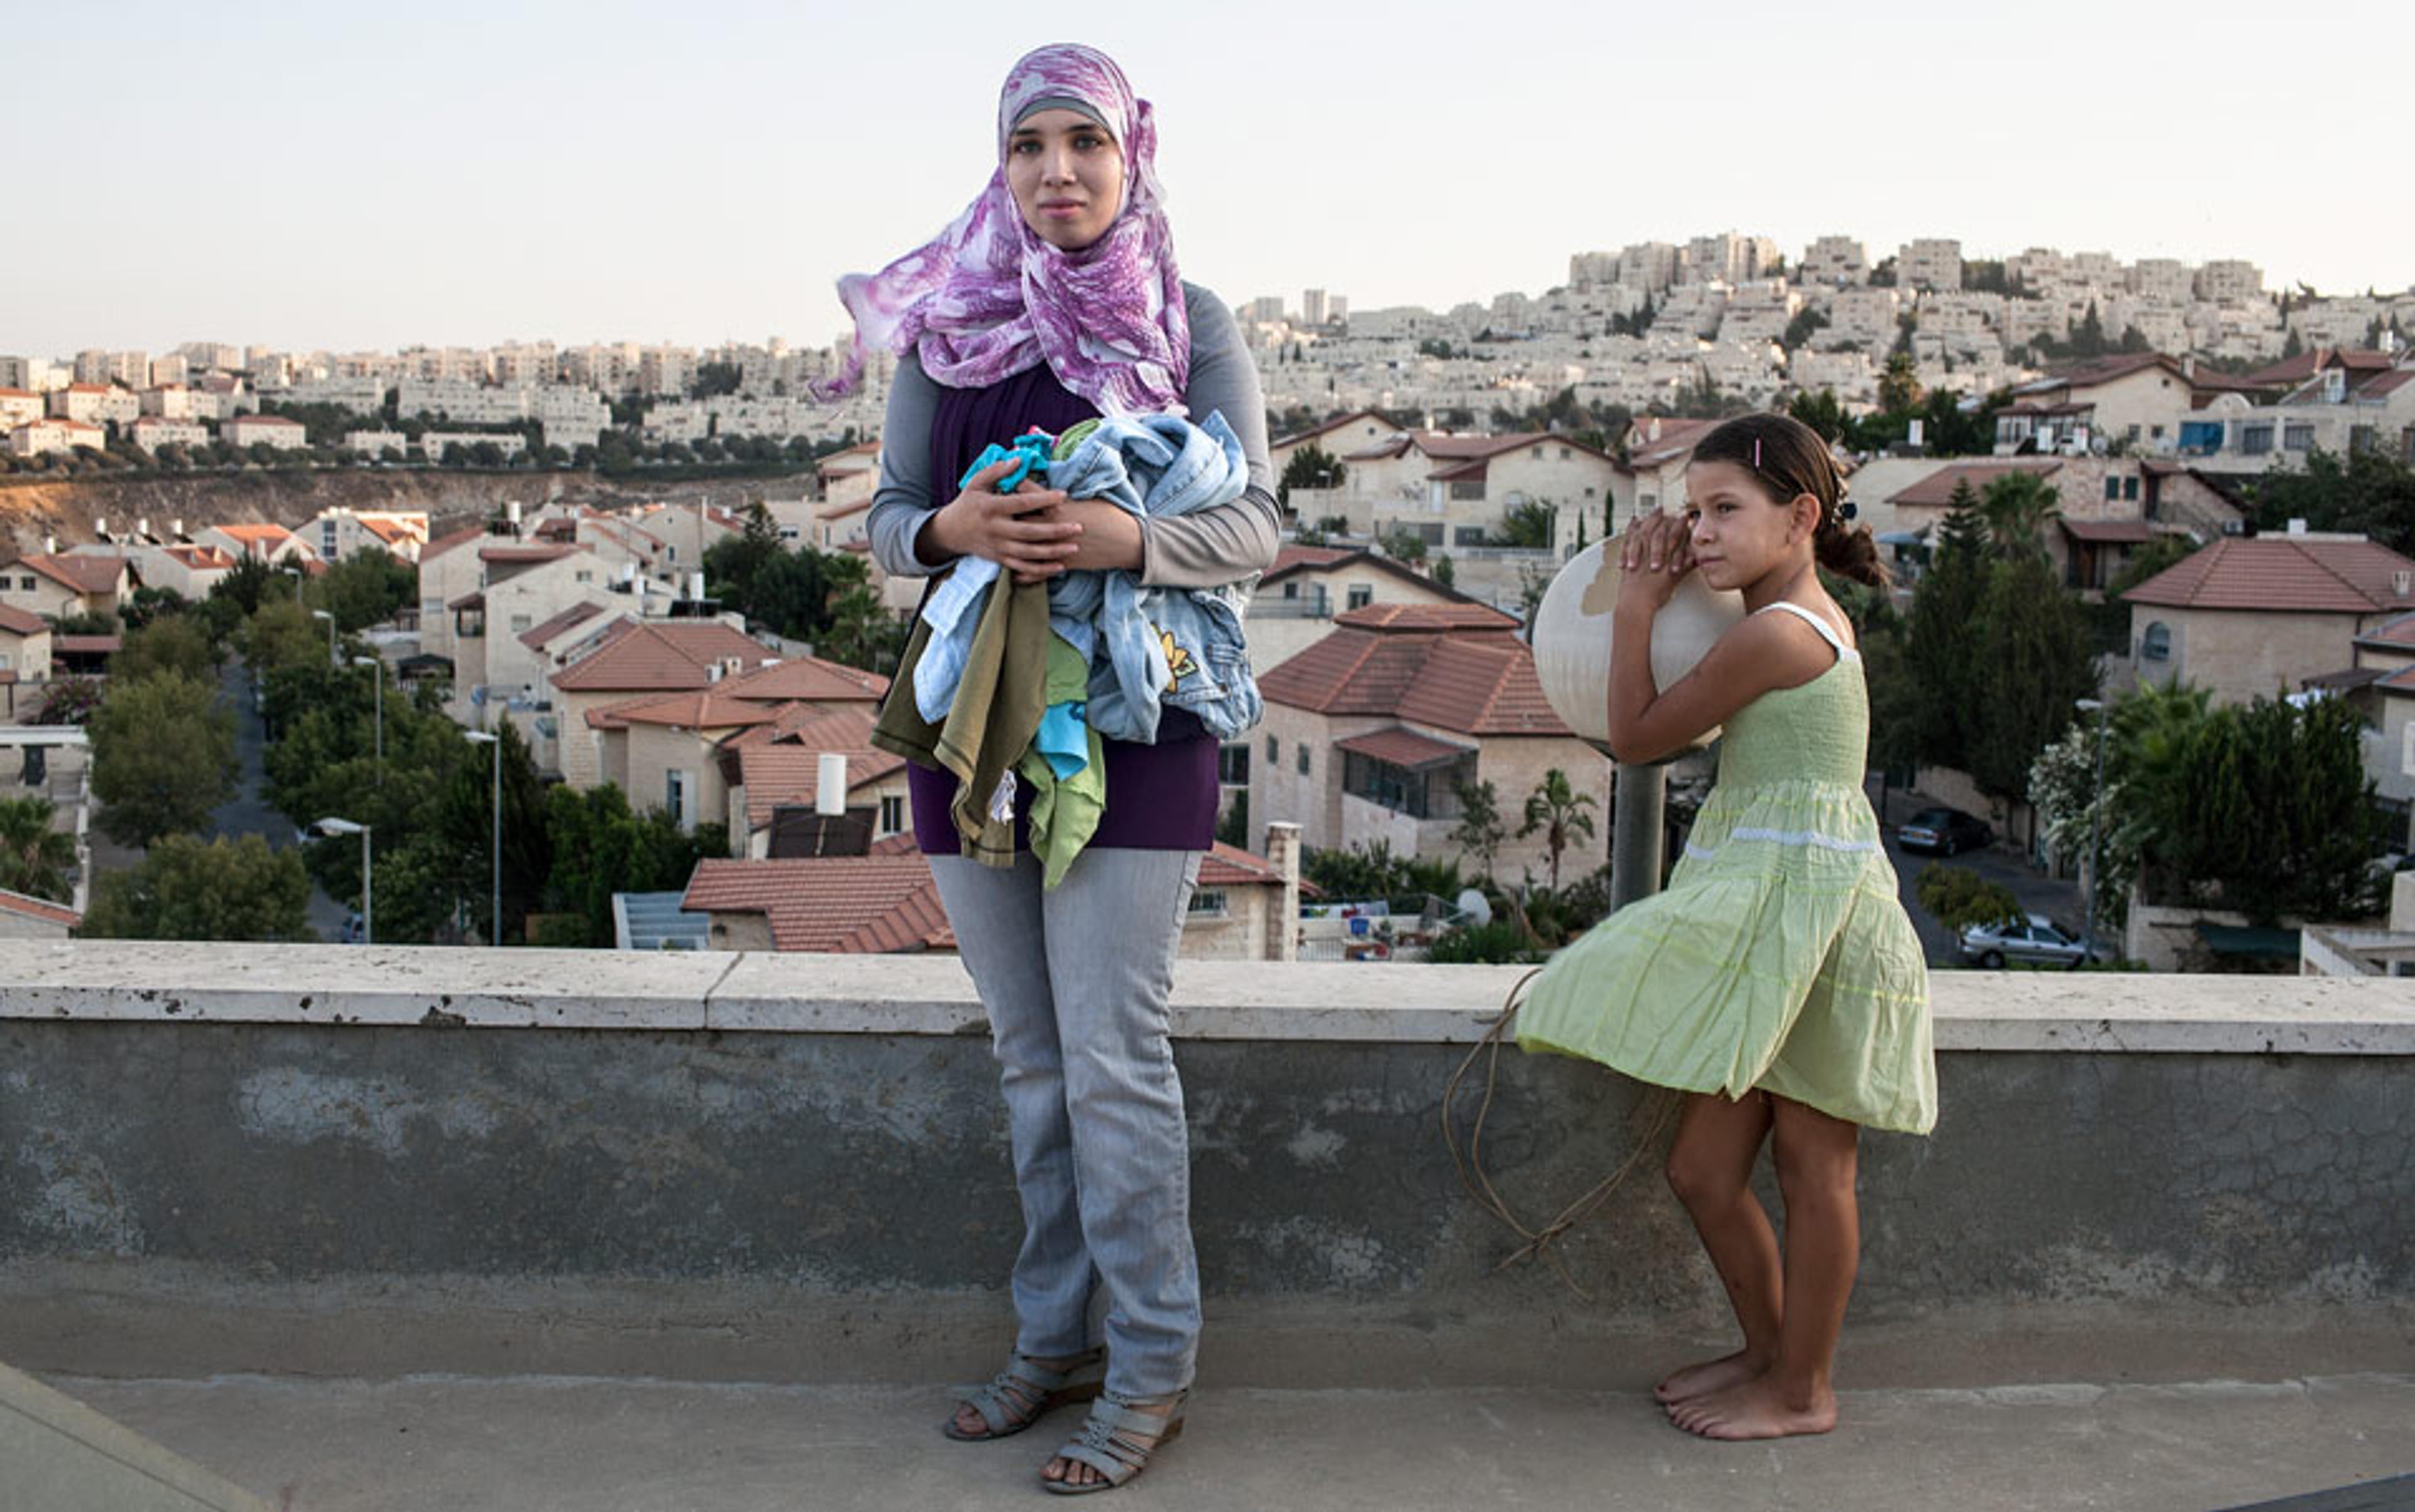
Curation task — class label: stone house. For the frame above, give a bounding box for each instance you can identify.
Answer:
[0,553,129,621]
[2122,533,2415,706]
[547,621,785,792]
[1252,602,1610,882]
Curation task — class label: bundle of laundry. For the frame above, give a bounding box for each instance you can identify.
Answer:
[869,411,1263,886]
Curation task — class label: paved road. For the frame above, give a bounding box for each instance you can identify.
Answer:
[1870,782,2086,969]
[206,663,351,942]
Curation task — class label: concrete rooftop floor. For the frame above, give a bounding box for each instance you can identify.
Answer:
[32,1325,2415,1512]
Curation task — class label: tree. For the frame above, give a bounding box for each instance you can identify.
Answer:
[0,794,77,902]
[1967,551,2099,805]
[113,614,219,684]
[1787,388,1852,443]
[1518,769,1598,890]
[1901,501,1989,769]
[1976,469,2063,559]
[543,784,726,946]
[1432,555,1455,589]
[307,548,416,632]
[1278,444,1345,510]
[1382,526,1428,563]
[2248,448,2415,555]
[79,833,310,942]
[1497,499,1556,550]
[1447,775,1506,881]
[817,580,911,675]
[90,673,239,847]
[1878,352,1924,415]
[1914,863,2023,931]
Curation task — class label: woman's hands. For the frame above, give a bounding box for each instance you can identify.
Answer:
[919,455,1084,581]
[918,457,1146,584]
[1616,508,1696,616]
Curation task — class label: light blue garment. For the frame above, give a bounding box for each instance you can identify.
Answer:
[912,411,1263,744]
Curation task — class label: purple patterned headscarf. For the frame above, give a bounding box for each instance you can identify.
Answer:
[814,43,1189,418]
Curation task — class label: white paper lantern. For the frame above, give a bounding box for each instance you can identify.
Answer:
[1530,536,1747,755]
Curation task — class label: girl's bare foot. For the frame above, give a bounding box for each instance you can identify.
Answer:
[950,1353,1089,1440]
[1667,1376,1838,1440]
[1653,1349,1770,1406]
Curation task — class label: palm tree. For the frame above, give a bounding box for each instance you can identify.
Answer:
[1978,471,2062,559]
[1519,769,1599,891]
[0,794,79,903]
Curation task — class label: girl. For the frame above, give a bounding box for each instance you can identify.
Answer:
[1514,411,1935,1441]
[839,43,1277,1495]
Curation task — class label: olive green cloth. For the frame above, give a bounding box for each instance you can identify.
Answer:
[1018,633,1108,889]
[869,572,1052,868]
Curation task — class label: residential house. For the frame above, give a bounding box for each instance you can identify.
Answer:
[2336,611,2415,819]
[412,525,491,665]
[197,522,315,568]
[1252,601,1609,880]
[304,508,431,564]
[0,604,53,682]
[0,553,129,621]
[589,686,782,834]
[1269,409,1413,522]
[223,413,309,450]
[0,888,79,940]
[2122,532,2415,704]
[1621,416,1717,518]
[0,389,47,428]
[130,543,238,601]
[454,543,612,712]
[48,384,138,428]
[718,704,911,858]
[815,442,883,513]
[130,416,209,452]
[547,620,783,792]
[2190,349,2415,471]
[683,833,1297,959]
[1992,353,2264,458]
[1331,430,1627,551]
[1246,545,1480,678]
[8,419,104,458]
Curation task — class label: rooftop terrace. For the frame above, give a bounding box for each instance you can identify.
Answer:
[3,945,2411,1510]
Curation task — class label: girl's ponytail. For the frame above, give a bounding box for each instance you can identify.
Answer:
[1816,513,1889,588]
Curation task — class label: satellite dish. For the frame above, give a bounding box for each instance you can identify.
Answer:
[1455,889,1493,927]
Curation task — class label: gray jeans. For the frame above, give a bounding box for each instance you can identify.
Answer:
[930,847,1204,1399]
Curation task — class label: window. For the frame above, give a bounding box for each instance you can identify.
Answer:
[2151,425,2165,440]
[0,653,11,670]
[1531,445,1543,459]
[879,794,904,833]
[1450,481,1485,501]
[1639,492,1657,511]
[508,614,533,633]
[1218,743,1250,784]
[1453,526,1486,547]
[1185,889,1229,919]
[1558,446,1570,460]
[1297,743,1311,776]
[665,769,689,825]
[1346,584,1373,610]
[1265,734,1278,764]
[1583,486,1596,498]
[575,570,593,583]
[2284,423,2316,452]
[2125,424,2140,441]
[2105,478,2121,501]
[2350,426,2378,455]
[16,576,31,591]
[2123,477,2140,501]
[1281,582,1299,599]
[2141,621,2171,662]
[2239,424,2274,455]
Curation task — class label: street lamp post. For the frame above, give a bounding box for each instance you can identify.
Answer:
[2075,697,2111,962]
[311,609,336,667]
[314,816,371,945]
[352,655,384,777]
[464,730,501,945]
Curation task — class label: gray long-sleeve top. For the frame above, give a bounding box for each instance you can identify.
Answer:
[866,283,1279,590]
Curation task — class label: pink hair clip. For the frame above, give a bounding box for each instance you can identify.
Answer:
[1753,437,1763,469]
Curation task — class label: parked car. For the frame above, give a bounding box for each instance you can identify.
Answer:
[1959,913,2109,970]
[1899,806,1992,855]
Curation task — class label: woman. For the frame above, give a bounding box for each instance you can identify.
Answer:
[836,43,1276,1494]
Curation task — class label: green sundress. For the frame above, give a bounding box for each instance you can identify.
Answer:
[1515,601,1936,1135]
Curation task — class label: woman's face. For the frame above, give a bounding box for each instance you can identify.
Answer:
[1004,108,1125,252]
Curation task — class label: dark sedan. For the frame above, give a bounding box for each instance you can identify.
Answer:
[1898,806,1992,855]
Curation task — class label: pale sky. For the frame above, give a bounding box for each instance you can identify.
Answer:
[13,0,2411,357]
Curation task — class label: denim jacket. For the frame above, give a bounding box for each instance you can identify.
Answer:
[911,411,1262,745]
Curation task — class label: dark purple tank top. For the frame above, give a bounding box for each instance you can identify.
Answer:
[905,363,1218,855]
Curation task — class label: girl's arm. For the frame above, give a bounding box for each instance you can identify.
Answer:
[1601,515,1832,764]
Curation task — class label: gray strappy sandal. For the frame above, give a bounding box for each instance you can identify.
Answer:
[1043,1390,1187,1494]
[941,1348,1106,1442]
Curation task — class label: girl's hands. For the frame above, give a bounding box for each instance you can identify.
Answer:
[920,455,1083,579]
[1617,508,1696,614]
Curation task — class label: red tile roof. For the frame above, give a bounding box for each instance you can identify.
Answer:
[682,855,953,952]
[721,655,890,704]
[2353,611,2415,651]
[550,620,775,692]
[0,887,79,927]
[2123,536,2415,614]
[418,524,488,562]
[213,523,294,544]
[1335,726,1477,769]
[1272,409,1404,450]
[477,542,579,564]
[735,716,908,829]
[55,634,122,653]
[0,604,48,636]
[1887,460,2061,508]
[21,553,128,596]
[1198,842,1288,888]
[518,601,611,650]
[1260,604,1567,736]
[587,688,782,732]
[1625,417,1718,469]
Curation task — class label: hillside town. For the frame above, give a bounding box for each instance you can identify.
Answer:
[4,230,2413,976]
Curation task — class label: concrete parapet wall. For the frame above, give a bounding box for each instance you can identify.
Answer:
[1,944,2410,1344]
